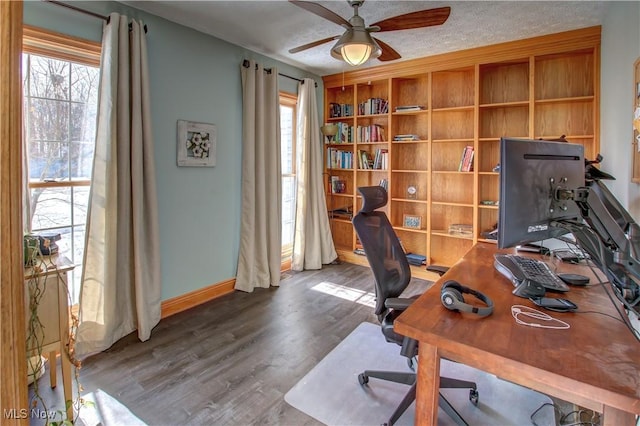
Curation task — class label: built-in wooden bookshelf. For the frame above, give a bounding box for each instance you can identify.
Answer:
[323,26,601,279]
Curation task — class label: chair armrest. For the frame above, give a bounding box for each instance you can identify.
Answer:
[385,297,414,310]
[427,264,449,276]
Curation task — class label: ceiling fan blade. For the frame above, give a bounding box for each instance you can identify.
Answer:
[289,0,352,28]
[372,6,451,32]
[289,35,340,54]
[373,38,401,62]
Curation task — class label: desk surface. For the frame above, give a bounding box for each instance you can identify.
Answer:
[395,242,640,422]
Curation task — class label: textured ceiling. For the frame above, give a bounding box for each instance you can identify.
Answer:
[120,1,609,77]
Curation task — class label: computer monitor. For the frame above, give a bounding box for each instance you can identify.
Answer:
[498,137,640,310]
[498,137,585,249]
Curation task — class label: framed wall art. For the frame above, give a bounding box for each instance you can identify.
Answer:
[177,120,217,167]
[403,214,422,229]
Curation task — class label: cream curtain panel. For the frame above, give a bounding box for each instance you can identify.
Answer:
[292,79,337,271]
[235,60,282,292]
[76,13,161,358]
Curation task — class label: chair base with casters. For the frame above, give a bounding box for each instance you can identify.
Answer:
[358,368,478,426]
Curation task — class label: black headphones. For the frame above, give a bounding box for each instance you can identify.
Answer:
[440,280,494,317]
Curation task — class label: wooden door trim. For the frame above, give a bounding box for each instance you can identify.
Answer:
[0,1,28,423]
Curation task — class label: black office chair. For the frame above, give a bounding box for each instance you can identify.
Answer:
[352,186,478,426]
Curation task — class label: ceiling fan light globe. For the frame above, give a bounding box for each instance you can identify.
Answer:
[330,28,382,66]
[342,44,372,66]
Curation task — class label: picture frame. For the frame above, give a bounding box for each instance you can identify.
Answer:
[403,214,422,229]
[177,120,217,167]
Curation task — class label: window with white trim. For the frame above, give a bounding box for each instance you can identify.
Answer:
[22,26,101,303]
[280,92,297,260]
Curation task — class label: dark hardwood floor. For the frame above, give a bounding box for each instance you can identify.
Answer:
[30,262,433,425]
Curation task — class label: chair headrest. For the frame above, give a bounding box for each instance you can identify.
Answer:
[357,186,388,213]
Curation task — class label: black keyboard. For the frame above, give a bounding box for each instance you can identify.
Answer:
[496,254,569,293]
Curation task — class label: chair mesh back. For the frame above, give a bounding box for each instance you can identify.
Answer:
[353,186,411,316]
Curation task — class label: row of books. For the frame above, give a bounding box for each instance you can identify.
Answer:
[357,149,388,170]
[326,148,353,169]
[458,145,475,172]
[393,134,420,141]
[356,124,385,143]
[329,102,424,118]
[379,178,389,191]
[324,123,387,143]
[329,102,354,118]
[326,122,354,143]
[358,97,389,115]
[372,149,388,170]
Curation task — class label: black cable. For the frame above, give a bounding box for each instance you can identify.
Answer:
[556,220,640,341]
[574,310,627,324]
[530,402,600,426]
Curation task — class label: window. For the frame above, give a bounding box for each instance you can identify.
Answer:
[280,92,297,260]
[22,26,101,303]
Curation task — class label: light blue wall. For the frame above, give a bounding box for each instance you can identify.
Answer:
[600,1,640,219]
[23,0,324,300]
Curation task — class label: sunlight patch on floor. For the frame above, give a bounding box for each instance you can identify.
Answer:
[311,281,376,308]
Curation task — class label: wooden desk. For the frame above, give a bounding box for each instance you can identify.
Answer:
[395,242,640,425]
[25,256,75,419]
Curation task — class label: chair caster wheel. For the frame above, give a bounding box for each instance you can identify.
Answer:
[469,389,479,405]
[358,373,369,386]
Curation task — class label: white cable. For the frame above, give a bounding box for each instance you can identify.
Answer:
[511,305,570,329]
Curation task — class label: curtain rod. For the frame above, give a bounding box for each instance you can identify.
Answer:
[43,0,148,33]
[243,59,317,88]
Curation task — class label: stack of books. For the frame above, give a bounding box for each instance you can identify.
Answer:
[329,205,353,220]
[395,105,425,112]
[448,223,473,237]
[406,253,427,266]
[393,134,420,141]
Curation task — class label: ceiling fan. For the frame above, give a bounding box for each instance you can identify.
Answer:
[288,0,451,66]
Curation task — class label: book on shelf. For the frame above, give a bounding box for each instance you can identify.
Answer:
[448,223,473,236]
[379,178,388,191]
[358,97,389,115]
[329,102,353,118]
[405,253,427,266]
[357,150,374,169]
[326,147,353,169]
[356,124,385,142]
[395,105,425,112]
[373,148,388,170]
[325,122,354,144]
[393,134,420,141]
[328,205,353,220]
[458,145,475,172]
